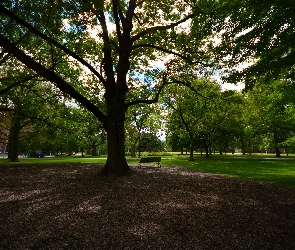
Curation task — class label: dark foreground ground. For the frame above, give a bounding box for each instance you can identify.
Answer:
[0,163,295,250]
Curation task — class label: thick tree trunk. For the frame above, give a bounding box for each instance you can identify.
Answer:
[8,114,20,162]
[101,104,131,175]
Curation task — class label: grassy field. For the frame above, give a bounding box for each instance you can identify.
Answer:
[162,156,295,189]
[1,153,295,188]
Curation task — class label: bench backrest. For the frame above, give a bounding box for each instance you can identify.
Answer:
[139,157,161,163]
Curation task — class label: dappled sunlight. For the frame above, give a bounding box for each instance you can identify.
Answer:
[0,163,294,249]
[0,189,51,203]
[76,196,102,213]
[128,222,161,237]
[150,201,189,213]
[25,197,63,216]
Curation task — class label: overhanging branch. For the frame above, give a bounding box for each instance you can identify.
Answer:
[131,43,207,65]
[0,74,38,95]
[0,6,106,85]
[126,77,211,108]
[0,107,14,112]
[0,34,107,124]
[131,13,194,42]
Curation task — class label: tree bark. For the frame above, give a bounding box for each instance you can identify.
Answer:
[91,141,97,156]
[8,113,20,162]
[204,144,210,158]
[101,102,131,175]
[130,144,136,157]
[81,147,84,158]
[189,140,194,161]
[274,131,281,157]
[240,134,246,155]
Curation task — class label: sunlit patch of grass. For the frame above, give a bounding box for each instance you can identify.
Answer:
[0,155,107,165]
[161,157,295,189]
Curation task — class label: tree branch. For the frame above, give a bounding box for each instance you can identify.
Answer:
[126,76,211,108]
[96,10,116,91]
[126,76,168,107]
[131,13,194,42]
[135,0,146,7]
[0,34,107,124]
[0,106,77,131]
[0,74,38,95]
[0,107,14,112]
[126,0,136,28]
[132,43,206,64]
[112,0,122,39]
[0,52,10,66]
[0,6,106,85]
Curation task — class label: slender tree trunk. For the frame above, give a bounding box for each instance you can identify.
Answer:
[285,146,288,156]
[189,140,194,161]
[204,144,210,158]
[130,144,136,157]
[81,147,84,158]
[92,141,97,156]
[180,147,183,155]
[241,135,246,155]
[8,113,20,162]
[274,131,281,157]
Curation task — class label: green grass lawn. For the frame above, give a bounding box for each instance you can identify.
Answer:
[1,154,294,188]
[161,156,295,189]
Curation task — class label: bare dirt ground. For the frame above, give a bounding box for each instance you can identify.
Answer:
[0,163,295,249]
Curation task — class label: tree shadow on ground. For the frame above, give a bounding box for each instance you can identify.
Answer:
[0,163,294,249]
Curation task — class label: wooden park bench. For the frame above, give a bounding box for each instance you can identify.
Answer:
[138,157,161,168]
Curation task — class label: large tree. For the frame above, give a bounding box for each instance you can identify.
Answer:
[0,0,219,174]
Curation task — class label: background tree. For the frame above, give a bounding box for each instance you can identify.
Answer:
[125,104,155,157]
[163,78,221,160]
[198,90,242,157]
[245,80,295,156]
[166,127,190,155]
[215,0,295,88]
